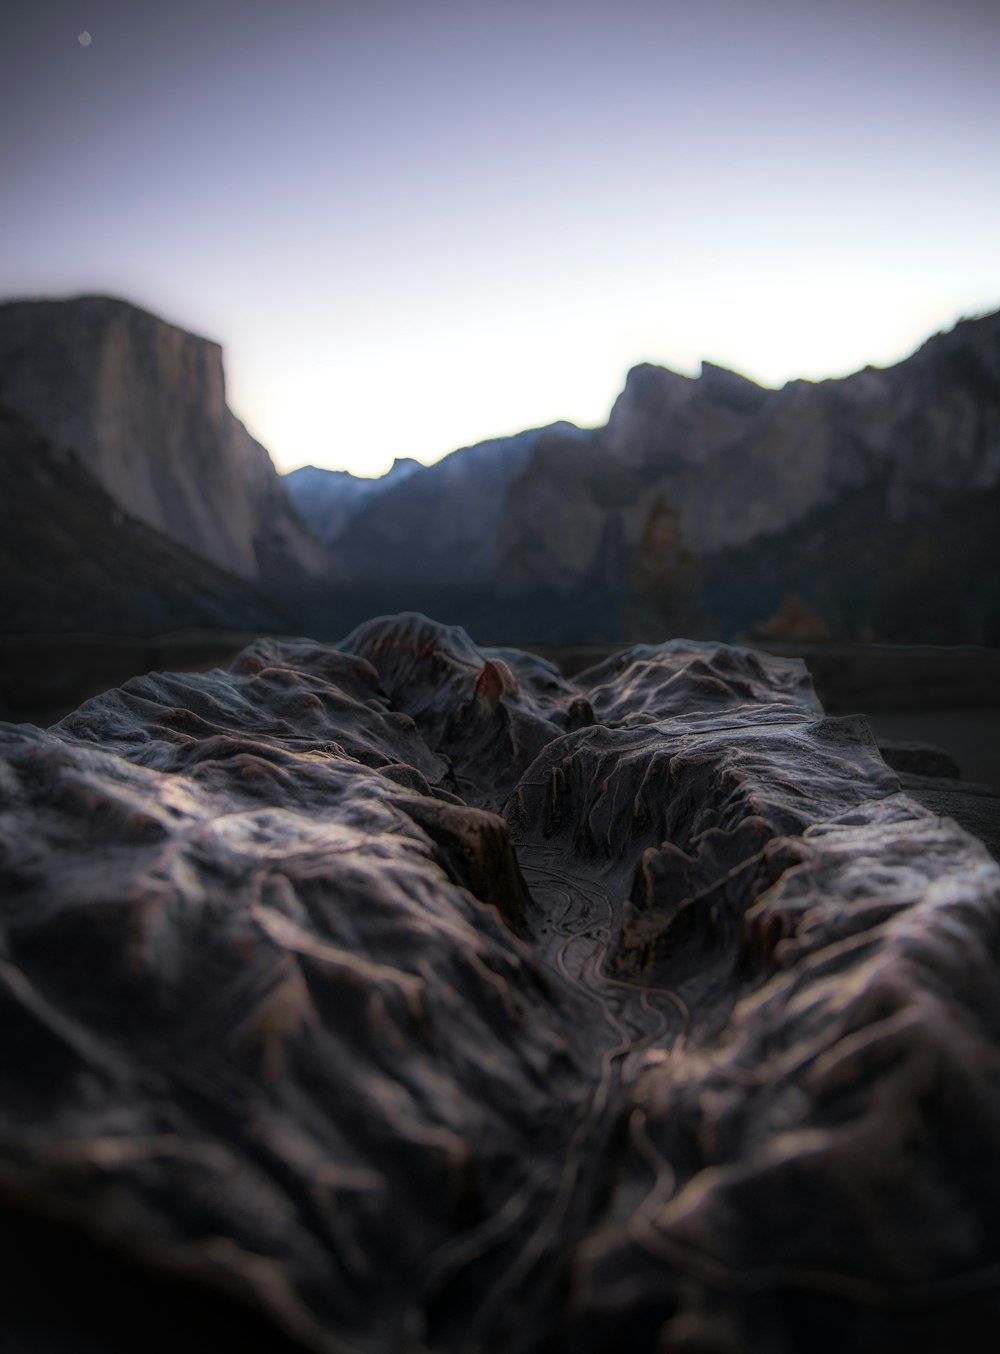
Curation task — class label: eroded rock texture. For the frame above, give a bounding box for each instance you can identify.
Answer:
[1,614,998,1353]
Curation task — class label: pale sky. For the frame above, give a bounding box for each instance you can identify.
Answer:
[3,0,999,475]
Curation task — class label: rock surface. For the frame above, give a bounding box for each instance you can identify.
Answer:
[1,613,999,1352]
[0,296,329,586]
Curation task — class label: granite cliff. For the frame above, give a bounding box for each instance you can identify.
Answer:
[0,296,329,587]
[0,396,291,635]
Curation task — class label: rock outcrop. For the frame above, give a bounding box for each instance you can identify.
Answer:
[0,296,330,586]
[2,613,999,1352]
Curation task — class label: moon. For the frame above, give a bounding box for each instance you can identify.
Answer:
[78,31,92,47]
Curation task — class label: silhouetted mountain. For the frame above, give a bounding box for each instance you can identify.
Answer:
[3,293,997,645]
[322,311,1000,643]
[0,295,330,587]
[325,423,588,586]
[285,456,421,545]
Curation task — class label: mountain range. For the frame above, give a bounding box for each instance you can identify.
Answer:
[289,308,1000,643]
[1,294,997,643]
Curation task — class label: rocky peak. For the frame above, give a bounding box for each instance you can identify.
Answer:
[697,359,773,412]
[605,363,697,459]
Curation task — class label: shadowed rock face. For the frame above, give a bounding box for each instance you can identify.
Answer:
[1,613,999,1353]
[0,295,329,586]
[0,398,291,635]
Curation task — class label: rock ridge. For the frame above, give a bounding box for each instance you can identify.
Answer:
[317,312,1000,644]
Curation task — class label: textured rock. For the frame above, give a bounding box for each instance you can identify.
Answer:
[1,614,999,1352]
[0,296,329,585]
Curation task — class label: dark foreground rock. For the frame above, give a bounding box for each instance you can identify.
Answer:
[1,614,999,1353]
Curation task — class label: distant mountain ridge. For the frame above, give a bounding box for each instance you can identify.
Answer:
[1,294,997,643]
[321,423,589,586]
[285,456,421,545]
[307,309,1000,643]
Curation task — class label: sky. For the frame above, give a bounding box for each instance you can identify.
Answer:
[2,0,999,477]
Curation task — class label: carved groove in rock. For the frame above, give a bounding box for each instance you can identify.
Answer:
[1,613,998,1352]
